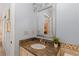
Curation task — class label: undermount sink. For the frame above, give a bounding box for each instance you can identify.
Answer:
[31,44,46,49]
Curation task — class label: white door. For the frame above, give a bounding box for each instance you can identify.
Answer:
[2,9,11,56]
[2,3,15,56]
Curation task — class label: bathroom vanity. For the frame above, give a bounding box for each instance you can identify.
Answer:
[19,38,60,56]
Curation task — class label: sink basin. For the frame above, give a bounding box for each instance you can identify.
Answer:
[31,44,46,49]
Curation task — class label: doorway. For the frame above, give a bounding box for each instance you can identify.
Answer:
[0,16,5,56]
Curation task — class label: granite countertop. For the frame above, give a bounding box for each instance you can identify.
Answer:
[19,37,60,56]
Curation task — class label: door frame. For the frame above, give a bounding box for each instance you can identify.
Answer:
[10,3,15,56]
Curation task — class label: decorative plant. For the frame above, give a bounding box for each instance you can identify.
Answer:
[52,36,60,48]
[52,36,60,44]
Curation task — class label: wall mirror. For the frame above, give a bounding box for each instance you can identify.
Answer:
[33,3,56,39]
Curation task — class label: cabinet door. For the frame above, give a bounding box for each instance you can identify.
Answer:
[20,47,28,56]
[20,47,35,56]
[25,50,35,56]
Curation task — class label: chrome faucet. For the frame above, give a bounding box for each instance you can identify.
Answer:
[40,39,46,45]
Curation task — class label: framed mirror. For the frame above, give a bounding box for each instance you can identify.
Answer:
[33,3,56,39]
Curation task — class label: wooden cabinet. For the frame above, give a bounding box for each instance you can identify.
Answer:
[20,47,35,56]
[57,48,79,56]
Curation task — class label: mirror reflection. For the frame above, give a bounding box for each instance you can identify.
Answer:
[34,3,54,38]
